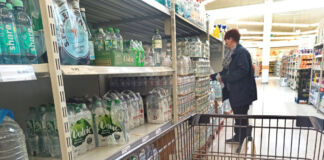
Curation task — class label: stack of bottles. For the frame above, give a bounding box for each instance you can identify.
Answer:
[0,109,29,160]
[195,77,210,96]
[177,56,192,75]
[25,105,61,158]
[0,0,38,64]
[127,143,160,160]
[174,0,207,29]
[108,76,172,95]
[192,59,210,76]
[177,37,209,58]
[210,80,222,99]
[177,75,195,95]
[212,24,227,40]
[146,88,172,123]
[196,93,209,113]
[178,92,195,114]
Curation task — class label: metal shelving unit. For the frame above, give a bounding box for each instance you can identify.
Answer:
[0,0,223,160]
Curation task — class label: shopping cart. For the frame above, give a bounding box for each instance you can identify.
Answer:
[120,114,324,160]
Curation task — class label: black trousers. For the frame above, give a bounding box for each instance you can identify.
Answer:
[232,105,250,143]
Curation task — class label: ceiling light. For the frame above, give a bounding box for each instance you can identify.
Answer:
[226,21,319,28]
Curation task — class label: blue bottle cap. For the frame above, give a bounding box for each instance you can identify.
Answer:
[0,109,15,124]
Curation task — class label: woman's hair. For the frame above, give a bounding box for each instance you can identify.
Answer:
[224,29,240,43]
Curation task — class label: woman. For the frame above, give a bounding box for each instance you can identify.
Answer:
[211,29,257,151]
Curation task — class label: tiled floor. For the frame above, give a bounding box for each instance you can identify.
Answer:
[250,77,324,118]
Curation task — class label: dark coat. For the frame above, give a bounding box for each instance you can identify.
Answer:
[218,44,257,108]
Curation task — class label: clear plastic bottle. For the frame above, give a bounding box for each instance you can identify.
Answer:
[46,106,61,158]
[25,107,39,156]
[80,8,95,65]
[35,105,49,156]
[0,2,21,64]
[0,109,28,160]
[139,41,145,66]
[80,103,95,151]
[94,28,106,64]
[111,99,129,144]
[152,29,162,66]
[13,0,37,64]
[136,92,145,125]
[114,28,123,54]
[105,27,118,53]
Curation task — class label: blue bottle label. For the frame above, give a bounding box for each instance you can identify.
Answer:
[4,23,20,55]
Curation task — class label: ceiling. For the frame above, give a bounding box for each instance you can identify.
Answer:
[205,0,324,42]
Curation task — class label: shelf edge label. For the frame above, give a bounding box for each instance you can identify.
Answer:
[0,65,36,82]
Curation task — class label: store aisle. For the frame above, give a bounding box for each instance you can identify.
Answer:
[249,77,324,118]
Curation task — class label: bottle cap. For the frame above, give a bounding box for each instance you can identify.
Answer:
[154,29,159,33]
[114,99,121,104]
[114,28,120,33]
[12,0,23,7]
[6,3,12,10]
[107,27,114,32]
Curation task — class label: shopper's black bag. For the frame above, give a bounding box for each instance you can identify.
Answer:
[248,53,257,103]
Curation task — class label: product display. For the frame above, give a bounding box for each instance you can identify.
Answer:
[295,69,311,104]
[174,0,207,29]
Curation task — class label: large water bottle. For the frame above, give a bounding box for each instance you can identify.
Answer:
[45,106,61,158]
[80,8,95,65]
[152,29,162,66]
[53,0,89,65]
[0,2,21,64]
[111,99,129,144]
[136,92,145,125]
[35,105,49,157]
[0,109,28,160]
[25,107,39,156]
[13,0,37,64]
[105,27,117,53]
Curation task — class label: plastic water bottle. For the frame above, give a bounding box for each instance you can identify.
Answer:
[34,105,49,156]
[80,103,95,151]
[13,0,37,64]
[25,107,39,156]
[0,2,21,64]
[111,99,129,144]
[92,98,111,147]
[114,28,123,53]
[80,8,95,65]
[106,27,118,53]
[46,106,61,158]
[0,109,28,160]
[54,0,89,65]
[152,29,162,66]
[139,41,145,66]
[136,92,145,125]
[94,28,106,63]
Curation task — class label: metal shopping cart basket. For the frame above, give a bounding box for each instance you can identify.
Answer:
[120,114,324,160]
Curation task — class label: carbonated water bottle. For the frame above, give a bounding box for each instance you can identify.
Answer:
[152,29,162,66]
[0,109,28,160]
[80,8,95,65]
[13,0,37,64]
[0,1,21,64]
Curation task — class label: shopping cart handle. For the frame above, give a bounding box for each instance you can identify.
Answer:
[296,116,324,131]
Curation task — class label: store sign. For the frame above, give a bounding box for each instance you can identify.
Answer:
[0,65,36,82]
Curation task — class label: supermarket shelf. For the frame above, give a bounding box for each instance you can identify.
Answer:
[175,14,206,36]
[61,66,174,76]
[178,106,195,116]
[177,73,195,76]
[195,74,210,78]
[0,64,49,82]
[178,90,194,96]
[210,35,223,44]
[80,0,171,43]
[78,121,172,160]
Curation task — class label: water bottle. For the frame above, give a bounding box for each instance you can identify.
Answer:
[25,107,39,156]
[0,109,28,160]
[0,2,21,64]
[80,8,95,65]
[94,28,106,64]
[114,28,123,54]
[13,0,37,64]
[105,27,117,54]
[54,0,90,65]
[111,99,129,144]
[136,92,145,125]
[46,106,61,158]
[139,41,145,66]
[35,105,49,156]
[152,29,162,66]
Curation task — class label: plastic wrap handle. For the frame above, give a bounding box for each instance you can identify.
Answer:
[0,109,15,124]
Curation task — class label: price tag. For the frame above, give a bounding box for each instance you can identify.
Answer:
[0,65,36,82]
[121,145,131,155]
[155,128,162,135]
[142,135,149,143]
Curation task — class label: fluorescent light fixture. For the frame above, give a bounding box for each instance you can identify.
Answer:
[208,0,324,20]
[226,20,319,28]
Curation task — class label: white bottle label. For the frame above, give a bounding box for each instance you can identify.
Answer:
[153,40,162,49]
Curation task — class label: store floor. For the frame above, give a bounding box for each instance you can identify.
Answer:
[249,77,324,118]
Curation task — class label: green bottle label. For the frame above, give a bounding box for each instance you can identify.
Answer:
[19,26,37,56]
[96,114,116,137]
[46,121,58,136]
[70,118,94,147]
[104,40,112,51]
[4,23,20,54]
[95,40,104,51]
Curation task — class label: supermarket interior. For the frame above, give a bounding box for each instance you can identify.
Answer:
[0,0,324,160]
